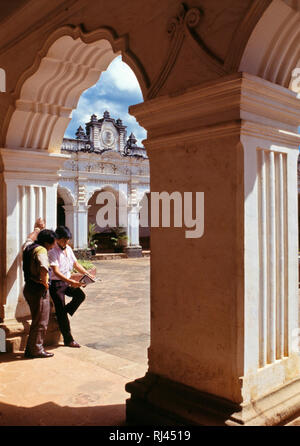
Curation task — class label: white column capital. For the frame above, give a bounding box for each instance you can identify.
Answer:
[130,72,300,149]
[0,148,70,183]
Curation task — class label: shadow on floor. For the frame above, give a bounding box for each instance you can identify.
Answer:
[0,345,70,363]
[0,401,127,426]
[0,352,25,363]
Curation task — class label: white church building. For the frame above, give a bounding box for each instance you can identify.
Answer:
[57,111,150,257]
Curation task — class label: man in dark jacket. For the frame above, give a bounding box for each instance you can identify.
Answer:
[23,229,57,358]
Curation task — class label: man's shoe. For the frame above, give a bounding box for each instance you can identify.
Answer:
[24,351,54,358]
[64,340,81,348]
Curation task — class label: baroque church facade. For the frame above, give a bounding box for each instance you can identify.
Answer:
[58,111,150,255]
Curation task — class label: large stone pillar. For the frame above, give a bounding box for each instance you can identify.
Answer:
[0,149,69,350]
[125,73,300,426]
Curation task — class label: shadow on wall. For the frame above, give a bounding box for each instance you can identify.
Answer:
[0,401,126,426]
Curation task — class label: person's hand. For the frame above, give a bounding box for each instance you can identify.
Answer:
[39,280,49,289]
[34,218,46,231]
[69,279,83,288]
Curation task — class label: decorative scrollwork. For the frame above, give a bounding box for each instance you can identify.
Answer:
[185,7,201,29]
[148,3,226,99]
[167,5,201,36]
[167,17,179,37]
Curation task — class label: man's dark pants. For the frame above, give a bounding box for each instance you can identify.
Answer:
[49,280,85,344]
[24,281,50,355]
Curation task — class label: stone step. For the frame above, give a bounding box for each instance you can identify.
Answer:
[95,253,127,260]
[59,344,148,380]
[94,251,151,260]
[0,314,61,353]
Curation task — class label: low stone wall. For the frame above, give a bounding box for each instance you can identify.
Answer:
[73,249,95,260]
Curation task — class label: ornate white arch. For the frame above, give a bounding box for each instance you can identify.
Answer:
[4,26,148,152]
[6,36,117,152]
[239,0,300,93]
[87,184,124,205]
[57,185,75,206]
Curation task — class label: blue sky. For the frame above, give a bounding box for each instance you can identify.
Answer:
[65,55,147,146]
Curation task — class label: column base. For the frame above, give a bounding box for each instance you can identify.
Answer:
[125,372,300,426]
[125,246,143,258]
[0,313,62,353]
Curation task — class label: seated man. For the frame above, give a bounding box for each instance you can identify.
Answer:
[48,226,94,348]
[23,229,57,358]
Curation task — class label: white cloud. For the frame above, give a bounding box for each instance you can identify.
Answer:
[65,56,147,146]
[106,56,141,93]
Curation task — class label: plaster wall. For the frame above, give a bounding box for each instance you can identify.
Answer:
[148,133,243,402]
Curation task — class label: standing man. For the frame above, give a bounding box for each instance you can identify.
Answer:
[48,226,94,348]
[23,229,57,358]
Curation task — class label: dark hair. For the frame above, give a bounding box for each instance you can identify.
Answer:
[55,225,72,240]
[37,229,57,246]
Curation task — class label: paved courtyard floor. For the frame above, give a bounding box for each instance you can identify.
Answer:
[0,258,150,426]
[71,257,150,365]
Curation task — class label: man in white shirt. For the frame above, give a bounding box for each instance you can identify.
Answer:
[48,226,94,348]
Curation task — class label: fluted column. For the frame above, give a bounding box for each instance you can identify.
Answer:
[63,203,89,250]
[0,149,68,349]
[125,187,142,257]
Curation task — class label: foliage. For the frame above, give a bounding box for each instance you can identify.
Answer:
[110,227,128,247]
[72,259,95,273]
[88,223,98,249]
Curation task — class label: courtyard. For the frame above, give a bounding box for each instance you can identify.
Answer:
[0,258,150,426]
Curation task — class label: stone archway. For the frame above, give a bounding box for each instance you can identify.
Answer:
[88,186,121,231]
[57,186,76,230]
[4,27,148,153]
[88,186,121,253]
[239,0,300,90]
[0,27,148,340]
